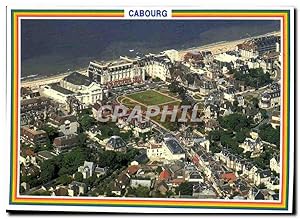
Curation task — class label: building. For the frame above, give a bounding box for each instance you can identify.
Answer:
[140,53,172,81]
[259,90,280,109]
[146,136,185,161]
[237,35,280,58]
[146,142,164,161]
[49,114,79,135]
[163,49,180,63]
[162,136,186,160]
[271,111,280,129]
[88,53,173,84]
[21,97,51,114]
[21,126,48,146]
[239,138,262,153]
[68,181,87,196]
[87,57,145,87]
[270,155,280,174]
[106,136,127,152]
[53,134,78,153]
[78,161,95,179]
[130,177,152,189]
[194,138,210,152]
[199,80,217,96]
[40,72,103,106]
[37,150,55,161]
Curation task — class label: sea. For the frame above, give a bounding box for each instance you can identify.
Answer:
[21,20,280,78]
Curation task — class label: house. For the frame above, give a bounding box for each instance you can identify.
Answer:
[242,163,258,181]
[159,169,171,181]
[111,183,122,196]
[106,136,127,152]
[78,161,95,179]
[127,165,140,176]
[157,136,185,161]
[235,179,249,196]
[221,172,237,184]
[219,102,233,117]
[204,104,218,119]
[259,90,280,109]
[187,171,203,183]
[270,155,280,174]
[53,186,69,196]
[266,176,280,190]
[21,126,48,147]
[156,181,169,195]
[193,137,210,152]
[193,186,217,199]
[239,137,262,153]
[49,114,79,135]
[236,95,245,107]
[146,141,164,161]
[223,85,236,102]
[94,166,108,177]
[247,187,265,200]
[68,181,87,196]
[53,134,78,153]
[132,119,151,136]
[254,169,272,186]
[204,119,219,132]
[271,111,280,129]
[130,177,153,189]
[116,173,131,189]
[37,150,55,161]
[21,96,51,114]
[199,80,217,96]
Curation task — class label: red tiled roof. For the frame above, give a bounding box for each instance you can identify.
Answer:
[159,170,171,181]
[221,172,237,182]
[127,165,140,175]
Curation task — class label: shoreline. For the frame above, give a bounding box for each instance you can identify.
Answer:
[21,30,280,87]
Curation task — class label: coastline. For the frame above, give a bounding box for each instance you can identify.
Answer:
[21,30,280,88]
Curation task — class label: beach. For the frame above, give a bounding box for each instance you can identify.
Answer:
[21,30,280,88]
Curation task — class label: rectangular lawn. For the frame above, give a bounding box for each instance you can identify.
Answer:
[126,90,176,106]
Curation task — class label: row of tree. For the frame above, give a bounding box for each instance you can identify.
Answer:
[234,68,272,88]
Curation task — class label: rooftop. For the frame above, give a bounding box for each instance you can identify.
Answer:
[164,137,185,154]
[50,83,74,95]
[107,135,126,149]
[63,72,93,86]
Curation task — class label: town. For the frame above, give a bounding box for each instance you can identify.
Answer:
[19,33,281,201]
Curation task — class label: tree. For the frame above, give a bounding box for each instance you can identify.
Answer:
[74,172,84,182]
[236,131,246,143]
[156,166,163,174]
[234,68,272,88]
[251,97,259,109]
[259,124,280,147]
[260,109,269,119]
[58,174,72,185]
[127,186,150,197]
[218,113,251,132]
[209,130,221,142]
[41,125,59,142]
[79,114,95,131]
[40,159,58,183]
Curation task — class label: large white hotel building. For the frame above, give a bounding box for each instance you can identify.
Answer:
[87,50,178,87]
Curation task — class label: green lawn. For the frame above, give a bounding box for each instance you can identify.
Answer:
[126,90,176,106]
